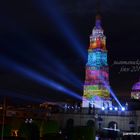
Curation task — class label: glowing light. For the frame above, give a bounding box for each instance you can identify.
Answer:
[102,106,105,111]
[11,130,19,137]
[114,107,118,111]
[82,16,110,108]
[131,80,140,100]
[87,51,107,67]
[132,81,140,91]
[84,85,99,90]
[109,107,113,111]
[83,11,124,109]
[90,18,106,50]
[121,107,125,111]
[101,77,122,108]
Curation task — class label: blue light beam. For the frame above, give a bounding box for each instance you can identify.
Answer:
[8,43,83,89]
[34,0,86,59]
[0,16,83,89]
[28,45,83,88]
[0,55,82,101]
[99,76,122,108]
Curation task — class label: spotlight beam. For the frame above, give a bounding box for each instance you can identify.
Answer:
[0,15,83,88]
[100,76,122,108]
[7,44,82,89]
[34,0,87,59]
[29,45,83,87]
[42,64,82,89]
[0,56,82,101]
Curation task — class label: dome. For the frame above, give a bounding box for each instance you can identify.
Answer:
[131,79,140,100]
[132,81,140,91]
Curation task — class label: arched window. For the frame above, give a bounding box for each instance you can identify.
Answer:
[66,118,74,129]
[87,120,95,127]
[108,121,118,129]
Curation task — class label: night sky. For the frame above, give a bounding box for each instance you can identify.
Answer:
[0,0,140,104]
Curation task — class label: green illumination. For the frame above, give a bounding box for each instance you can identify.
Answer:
[84,85,99,90]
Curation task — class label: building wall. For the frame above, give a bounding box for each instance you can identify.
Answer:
[101,115,136,131]
[51,110,138,131]
[2,108,140,132]
[52,113,95,128]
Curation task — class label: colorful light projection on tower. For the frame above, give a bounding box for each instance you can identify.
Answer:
[82,15,110,108]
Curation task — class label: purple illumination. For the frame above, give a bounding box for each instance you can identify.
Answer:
[109,107,113,111]
[95,19,102,29]
[121,107,125,111]
[132,81,140,91]
[102,106,105,110]
[114,107,118,111]
[131,80,140,100]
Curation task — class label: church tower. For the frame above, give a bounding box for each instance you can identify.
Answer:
[82,14,111,108]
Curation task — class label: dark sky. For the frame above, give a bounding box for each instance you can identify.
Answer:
[0,0,140,104]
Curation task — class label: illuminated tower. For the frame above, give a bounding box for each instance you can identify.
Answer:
[82,15,111,108]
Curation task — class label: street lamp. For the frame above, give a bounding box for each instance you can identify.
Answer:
[25,118,33,124]
[114,107,118,111]
[101,106,105,111]
[109,107,113,111]
[121,107,125,111]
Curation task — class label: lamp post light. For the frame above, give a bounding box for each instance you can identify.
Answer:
[25,118,33,124]
[109,107,113,111]
[114,107,118,111]
[125,102,128,110]
[101,106,105,111]
[121,107,125,111]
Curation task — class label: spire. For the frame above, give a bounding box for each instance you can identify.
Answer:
[95,0,101,29]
